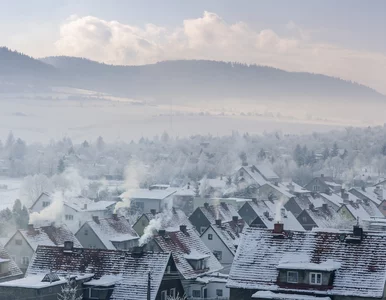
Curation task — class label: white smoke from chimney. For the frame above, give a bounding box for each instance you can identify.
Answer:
[29,168,86,226]
[114,159,145,213]
[275,197,287,223]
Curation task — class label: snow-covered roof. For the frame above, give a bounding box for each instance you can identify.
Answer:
[0,273,93,289]
[120,188,177,200]
[341,201,372,221]
[350,187,383,205]
[208,218,249,254]
[228,227,386,298]
[27,245,172,300]
[252,291,331,300]
[303,205,342,229]
[0,242,22,280]
[282,182,310,195]
[152,227,223,280]
[198,203,241,225]
[84,216,139,250]
[17,224,82,251]
[247,200,304,231]
[260,183,293,198]
[319,193,343,208]
[83,274,123,287]
[277,261,341,271]
[195,273,228,284]
[240,165,267,186]
[255,163,280,180]
[139,208,193,231]
[64,196,115,212]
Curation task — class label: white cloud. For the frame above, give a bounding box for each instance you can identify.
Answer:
[55,12,386,94]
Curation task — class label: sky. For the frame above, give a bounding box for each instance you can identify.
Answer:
[1,0,386,94]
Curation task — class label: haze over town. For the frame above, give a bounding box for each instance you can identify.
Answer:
[0,1,386,300]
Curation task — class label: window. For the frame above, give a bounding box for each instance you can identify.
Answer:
[22,256,30,265]
[312,185,319,191]
[161,290,167,300]
[65,214,74,221]
[15,239,22,245]
[192,290,201,298]
[170,288,176,297]
[216,289,223,297]
[287,271,298,283]
[213,250,222,261]
[187,258,208,270]
[310,272,322,285]
[208,233,213,240]
[302,216,308,222]
[42,201,50,207]
[84,229,88,235]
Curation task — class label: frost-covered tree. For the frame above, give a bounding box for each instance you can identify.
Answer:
[57,278,82,300]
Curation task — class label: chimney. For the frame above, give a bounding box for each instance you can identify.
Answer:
[132,246,144,257]
[309,203,315,211]
[28,224,35,234]
[353,225,363,240]
[112,213,118,220]
[83,203,88,210]
[232,216,239,223]
[220,202,227,209]
[215,219,222,227]
[252,198,257,204]
[150,209,156,215]
[63,241,74,253]
[273,222,284,234]
[158,229,166,236]
[92,215,99,224]
[180,225,187,233]
[187,182,190,190]
[322,203,328,211]
[204,203,209,209]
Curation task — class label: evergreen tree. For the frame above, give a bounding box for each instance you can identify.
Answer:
[57,158,65,173]
[322,147,330,160]
[82,140,89,148]
[5,131,15,149]
[258,148,266,160]
[96,136,105,151]
[382,143,386,156]
[293,144,304,166]
[331,142,339,157]
[239,151,248,166]
[12,199,28,229]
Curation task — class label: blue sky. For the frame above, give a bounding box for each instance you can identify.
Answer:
[0,0,385,93]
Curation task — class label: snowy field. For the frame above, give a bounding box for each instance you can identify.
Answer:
[0,177,23,211]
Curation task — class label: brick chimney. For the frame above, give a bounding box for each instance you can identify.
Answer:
[232,216,239,223]
[215,219,222,226]
[92,215,99,224]
[273,222,284,234]
[150,209,156,215]
[28,224,35,234]
[158,229,166,236]
[132,246,144,257]
[63,241,74,253]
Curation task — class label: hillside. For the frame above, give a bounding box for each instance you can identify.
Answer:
[0,47,384,102]
[41,56,386,102]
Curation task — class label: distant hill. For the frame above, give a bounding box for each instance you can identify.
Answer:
[41,56,386,102]
[0,47,384,102]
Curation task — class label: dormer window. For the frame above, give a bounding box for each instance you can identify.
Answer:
[184,251,210,270]
[310,272,322,285]
[287,271,298,283]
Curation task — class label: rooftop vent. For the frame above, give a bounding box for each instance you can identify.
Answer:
[158,229,166,236]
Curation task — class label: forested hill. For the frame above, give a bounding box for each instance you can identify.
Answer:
[1,47,384,102]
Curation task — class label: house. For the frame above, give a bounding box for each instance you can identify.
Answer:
[75,214,139,250]
[5,224,82,273]
[30,193,116,232]
[145,226,224,299]
[258,182,293,202]
[338,199,383,222]
[227,224,386,300]
[173,184,195,215]
[193,197,252,211]
[0,272,92,300]
[133,207,193,236]
[200,216,248,274]
[120,186,177,214]
[349,186,386,216]
[0,242,23,283]
[189,202,242,234]
[235,164,275,188]
[304,174,342,194]
[238,199,304,231]
[196,273,230,299]
[6,243,184,300]
[284,195,328,218]
[297,203,344,230]
[319,192,344,211]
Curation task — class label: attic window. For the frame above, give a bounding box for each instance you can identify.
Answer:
[42,272,60,283]
[287,271,298,283]
[310,272,322,285]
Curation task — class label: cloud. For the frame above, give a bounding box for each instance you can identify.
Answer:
[55,12,386,94]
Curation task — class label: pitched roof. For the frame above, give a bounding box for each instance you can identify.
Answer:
[29,192,50,210]
[302,206,342,229]
[255,163,280,180]
[260,183,293,198]
[120,188,177,200]
[0,242,23,280]
[27,245,172,300]
[248,201,304,231]
[207,219,249,254]
[240,166,267,186]
[64,196,115,212]
[319,193,344,208]
[17,224,82,251]
[84,216,139,250]
[152,227,223,279]
[199,203,241,225]
[349,187,383,205]
[228,227,386,298]
[141,208,193,231]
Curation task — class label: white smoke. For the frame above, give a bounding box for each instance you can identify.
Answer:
[114,159,145,213]
[29,168,86,226]
[274,197,287,223]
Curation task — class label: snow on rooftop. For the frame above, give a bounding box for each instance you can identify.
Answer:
[83,274,123,287]
[120,188,177,200]
[277,260,341,272]
[255,163,280,180]
[64,196,115,212]
[252,291,331,300]
[184,249,210,260]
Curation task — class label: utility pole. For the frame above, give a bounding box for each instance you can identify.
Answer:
[147,271,151,300]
